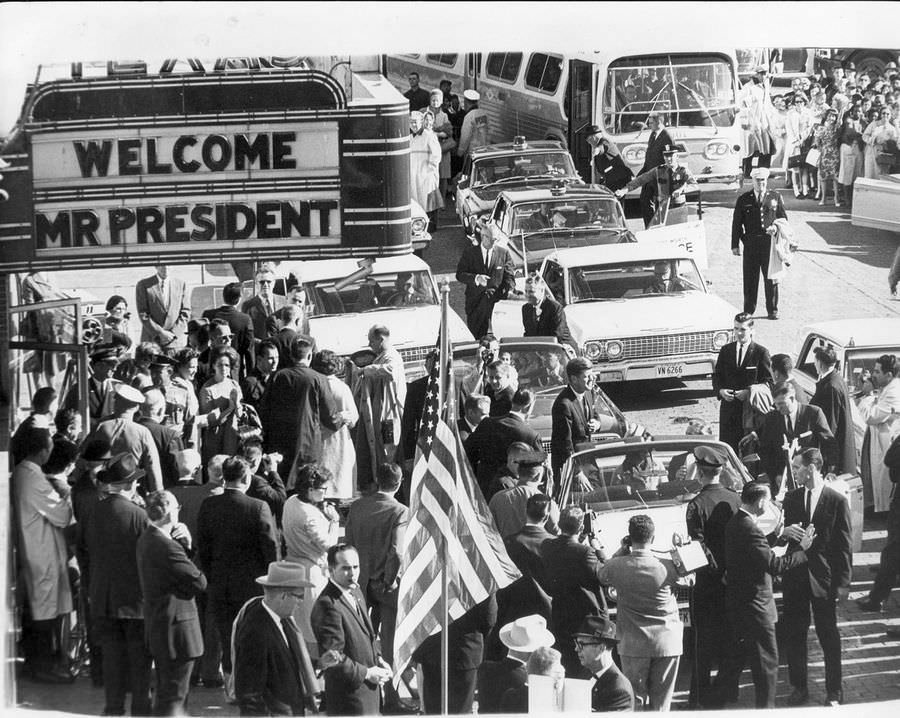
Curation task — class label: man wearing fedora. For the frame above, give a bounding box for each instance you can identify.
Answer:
[477,615,555,713]
[82,453,154,716]
[90,383,163,494]
[233,561,319,716]
[732,166,788,320]
[137,490,207,716]
[573,615,635,712]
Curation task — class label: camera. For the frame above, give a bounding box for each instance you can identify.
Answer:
[583,509,601,539]
[481,349,495,364]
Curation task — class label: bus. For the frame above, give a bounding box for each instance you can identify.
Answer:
[384,47,744,192]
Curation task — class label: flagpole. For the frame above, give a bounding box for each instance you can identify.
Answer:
[439,279,451,717]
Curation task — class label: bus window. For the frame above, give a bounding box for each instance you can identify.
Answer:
[426,54,459,67]
[486,52,524,83]
[525,53,565,94]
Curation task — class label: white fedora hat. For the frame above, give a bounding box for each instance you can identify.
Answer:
[255,561,314,589]
[499,615,555,652]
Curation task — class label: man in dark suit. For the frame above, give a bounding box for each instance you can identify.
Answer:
[311,544,393,716]
[711,481,813,709]
[756,381,835,495]
[810,346,858,475]
[196,456,278,694]
[136,490,207,716]
[82,453,153,716]
[138,389,184,488]
[477,615,555,713]
[731,166,788,319]
[637,112,674,228]
[458,394,490,443]
[521,275,575,349]
[504,494,554,589]
[259,336,340,482]
[455,227,515,340]
[573,615,635,711]
[684,446,742,709]
[484,360,516,417]
[270,305,305,371]
[233,562,317,716]
[466,388,543,496]
[241,340,280,410]
[781,449,852,706]
[551,358,600,483]
[240,265,280,341]
[541,506,608,676]
[712,313,774,453]
[135,265,190,350]
[343,463,409,711]
[202,282,255,379]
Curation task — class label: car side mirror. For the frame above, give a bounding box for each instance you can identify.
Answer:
[458,175,469,189]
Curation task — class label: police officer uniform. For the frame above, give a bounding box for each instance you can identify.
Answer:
[625,146,696,226]
[684,446,742,708]
[731,166,788,318]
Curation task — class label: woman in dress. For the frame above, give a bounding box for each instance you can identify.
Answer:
[104,295,132,343]
[281,464,341,654]
[785,93,813,198]
[768,94,789,172]
[309,350,358,499]
[591,135,633,193]
[409,110,442,232]
[838,106,864,205]
[862,106,900,178]
[428,88,455,202]
[813,108,841,206]
[170,347,200,448]
[198,346,242,465]
[128,341,161,390]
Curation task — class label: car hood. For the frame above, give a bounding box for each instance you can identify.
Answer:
[504,228,634,268]
[565,292,737,341]
[307,305,472,356]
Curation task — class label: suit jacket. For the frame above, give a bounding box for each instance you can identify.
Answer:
[413,592,497,671]
[504,524,553,589]
[592,663,636,712]
[202,305,256,377]
[712,340,774,449]
[135,274,190,348]
[234,596,307,716]
[344,492,409,592]
[485,384,515,418]
[455,243,515,317]
[259,364,339,467]
[550,386,593,471]
[466,413,543,492]
[137,417,184,488]
[241,295,280,343]
[136,525,206,661]
[810,370,858,475]
[782,484,852,598]
[640,128,674,175]
[91,417,163,493]
[541,535,606,638]
[484,575,553,662]
[247,472,287,527]
[522,297,575,348]
[83,493,150,619]
[724,510,807,624]
[477,657,527,714]
[272,328,298,371]
[311,580,381,717]
[685,484,741,584]
[196,489,278,605]
[731,189,787,253]
[757,404,836,490]
[457,417,476,444]
[241,367,271,409]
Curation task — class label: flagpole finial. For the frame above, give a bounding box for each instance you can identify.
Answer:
[440,277,451,294]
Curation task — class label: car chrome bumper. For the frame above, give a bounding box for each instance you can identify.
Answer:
[594,355,717,383]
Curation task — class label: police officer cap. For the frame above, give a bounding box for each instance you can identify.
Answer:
[749,166,771,180]
[517,450,548,468]
[90,346,119,363]
[463,89,480,102]
[580,123,603,136]
[149,354,176,367]
[114,384,146,406]
[662,143,687,156]
[755,64,770,74]
[693,445,727,468]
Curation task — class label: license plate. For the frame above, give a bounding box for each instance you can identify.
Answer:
[656,364,684,377]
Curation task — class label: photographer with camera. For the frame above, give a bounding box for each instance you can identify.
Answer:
[488,450,559,539]
[240,436,287,528]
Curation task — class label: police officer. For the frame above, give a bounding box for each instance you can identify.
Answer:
[731,166,788,319]
[616,145,697,226]
[457,89,489,159]
[684,446,742,709]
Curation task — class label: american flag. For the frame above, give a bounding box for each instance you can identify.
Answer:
[393,347,520,675]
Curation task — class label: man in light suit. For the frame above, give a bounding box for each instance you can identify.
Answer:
[521,275,575,350]
[731,167,788,319]
[135,266,190,349]
[455,227,515,341]
[311,544,393,716]
[712,313,774,453]
[780,449,852,707]
[136,490,207,716]
[550,358,601,484]
[809,346,857,476]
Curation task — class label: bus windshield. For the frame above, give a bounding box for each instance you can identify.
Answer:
[603,53,737,133]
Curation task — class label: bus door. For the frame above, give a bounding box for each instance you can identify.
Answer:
[567,59,597,183]
[465,52,481,91]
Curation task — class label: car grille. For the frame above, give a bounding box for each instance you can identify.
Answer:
[599,331,716,362]
[399,346,432,365]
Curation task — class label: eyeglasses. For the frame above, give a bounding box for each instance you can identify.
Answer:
[574,640,602,650]
[258,279,274,285]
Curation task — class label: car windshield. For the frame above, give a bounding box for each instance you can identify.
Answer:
[285,270,438,316]
[510,198,626,234]
[472,152,577,187]
[568,258,702,302]
[603,54,737,132]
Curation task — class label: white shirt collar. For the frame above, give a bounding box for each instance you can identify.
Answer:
[260,599,289,645]
[818,367,835,380]
[329,578,357,603]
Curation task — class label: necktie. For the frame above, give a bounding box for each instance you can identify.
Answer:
[263,297,272,316]
[648,130,657,146]
[484,248,491,268]
[805,488,812,525]
[737,343,744,366]
[583,394,592,422]
[281,617,302,669]
[786,414,794,436]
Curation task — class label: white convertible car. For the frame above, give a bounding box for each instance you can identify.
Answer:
[491,244,739,383]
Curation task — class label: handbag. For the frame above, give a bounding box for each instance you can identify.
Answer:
[788,153,805,169]
[805,147,821,168]
[439,136,457,153]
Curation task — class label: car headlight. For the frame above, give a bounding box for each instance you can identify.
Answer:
[606,340,623,359]
[622,144,646,165]
[704,140,731,159]
[411,217,427,235]
[584,341,603,360]
[713,330,730,349]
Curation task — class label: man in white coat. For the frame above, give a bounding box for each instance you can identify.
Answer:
[12,421,75,682]
[857,354,900,512]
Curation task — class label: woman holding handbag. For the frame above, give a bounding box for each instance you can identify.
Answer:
[812,109,841,206]
[428,88,455,201]
[785,94,813,198]
[862,106,900,178]
[838,106,864,204]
